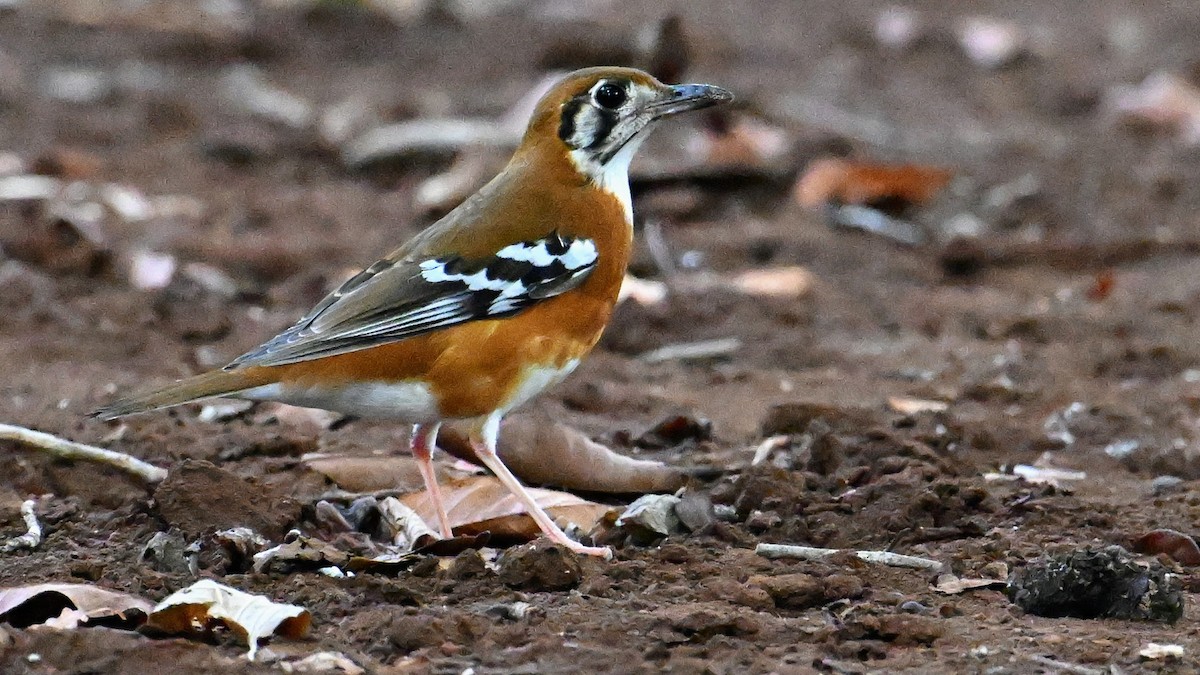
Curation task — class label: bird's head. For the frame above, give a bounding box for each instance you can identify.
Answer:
[520,67,733,188]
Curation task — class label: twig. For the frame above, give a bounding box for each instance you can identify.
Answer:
[638,337,742,363]
[1025,655,1103,675]
[0,423,167,483]
[756,542,945,573]
[2,499,42,552]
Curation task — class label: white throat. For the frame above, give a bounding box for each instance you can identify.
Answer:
[568,133,648,224]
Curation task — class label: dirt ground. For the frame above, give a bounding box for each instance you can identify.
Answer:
[4,0,1200,672]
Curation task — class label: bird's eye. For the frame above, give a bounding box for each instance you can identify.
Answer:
[593,83,627,110]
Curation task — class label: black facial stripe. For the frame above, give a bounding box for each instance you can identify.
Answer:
[585,110,618,149]
[558,99,584,143]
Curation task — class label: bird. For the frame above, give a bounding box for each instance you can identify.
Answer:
[93,66,732,558]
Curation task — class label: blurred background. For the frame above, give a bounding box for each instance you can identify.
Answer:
[4,0,1200,671]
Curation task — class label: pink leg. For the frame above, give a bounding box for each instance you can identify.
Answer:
[411,423,454,539]
[470,414,612,558]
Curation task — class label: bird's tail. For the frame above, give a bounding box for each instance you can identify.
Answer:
[91,368,276,420]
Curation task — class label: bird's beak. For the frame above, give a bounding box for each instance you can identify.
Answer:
[644,83,734,118]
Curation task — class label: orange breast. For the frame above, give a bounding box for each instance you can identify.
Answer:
[265,167,632,419]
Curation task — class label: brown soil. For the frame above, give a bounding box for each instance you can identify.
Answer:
[4,1,1200,673]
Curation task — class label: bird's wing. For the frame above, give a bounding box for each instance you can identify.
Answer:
[225,231,598,368]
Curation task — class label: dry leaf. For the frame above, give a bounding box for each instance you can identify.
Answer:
[795,158,952,209]
[1131,529,1200,566]
[146,579,311,660]
[377,496,439,550]
[0,583,153,629]
[441,415,687,494]
[400,475,612,540]
[304,454,430,493]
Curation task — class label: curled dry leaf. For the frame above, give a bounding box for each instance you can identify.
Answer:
[0,583,153,629]
[146,579,311,660]
[795,157,952,209]
[400,475,612,540]
[1131,529,1200,566]
[440,415,687,494]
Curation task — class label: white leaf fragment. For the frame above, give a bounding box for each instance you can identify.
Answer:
[148,579,311,660]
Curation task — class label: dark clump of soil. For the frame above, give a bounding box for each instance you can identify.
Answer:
[153,460,301,539]
[1008,545,1185,623]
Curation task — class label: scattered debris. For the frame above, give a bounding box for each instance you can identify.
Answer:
[252,531,349,574]
[1140,643,1184,660]
[956,17,1027,69]
[198,400,254,423]
[221,65,313,129]
[827,204,926,246]
[1008,463,1086,487]
[727,266,812,299]
[618,274,669,306]
[616,494,683,541]
[755,543,945,573]
[887,396,948,415]
[439,416,688,494]
[0,423,167,483]
[1107,71,1200,145]
[1007,545,1183,623]
[1131,529,1200,565]
[214,527,272,572]
[342,119,517,169]
[634,414,712,449]
[1,499,41,553]
[674,489,717,533]
[686,112,792,168]
[795,158,952,209]
[0,583,152,629]
[874,5,922,51]
[933,569,1007,595]
[128,250,177,290]
[413,151,498,215]
[638,337,742,364]
[751,435,790,466]
[1024,655,1103,675]
[146,579,311,660]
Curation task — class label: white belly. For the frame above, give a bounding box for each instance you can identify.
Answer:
[501,359,580,414]
[239,381,440,422]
